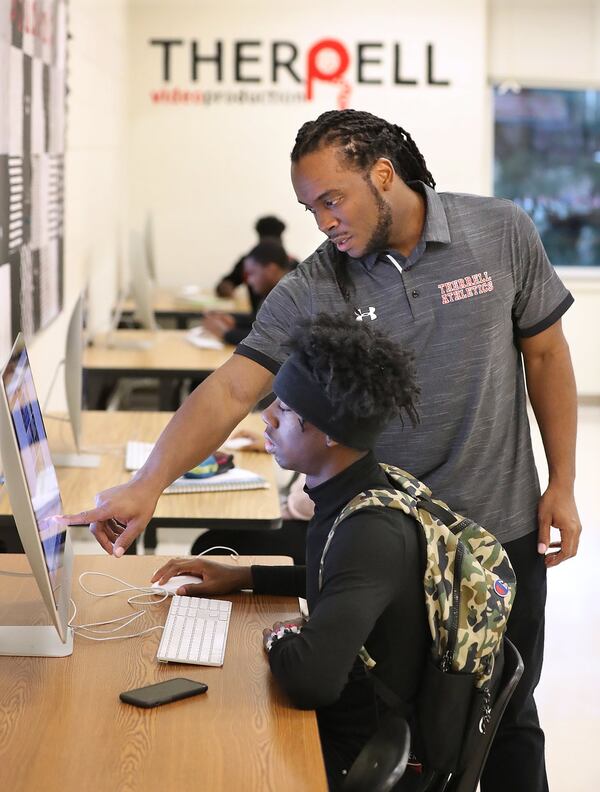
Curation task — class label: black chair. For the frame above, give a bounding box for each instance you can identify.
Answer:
[343,712,411,792]
[343,639,524,792]
[445,638,524,792]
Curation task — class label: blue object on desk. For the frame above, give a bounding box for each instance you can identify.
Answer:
[184,455,219,479]
[183,452,235,479]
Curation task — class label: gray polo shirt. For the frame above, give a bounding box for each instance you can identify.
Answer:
[236,184,573,544]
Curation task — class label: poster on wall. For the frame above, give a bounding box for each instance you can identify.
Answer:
[0,0,66,366]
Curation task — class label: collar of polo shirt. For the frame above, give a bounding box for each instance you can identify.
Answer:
[359,181,451,272]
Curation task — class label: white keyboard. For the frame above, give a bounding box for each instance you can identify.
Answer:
[125,440,154,471]
[156,595,232,666]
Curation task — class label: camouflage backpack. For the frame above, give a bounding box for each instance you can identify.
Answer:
[318,462,517,771]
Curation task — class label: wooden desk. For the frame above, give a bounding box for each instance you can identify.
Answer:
[83,330,236,409]
[120,287,252,329]
[0,554,327,792]
[0,411,281,553]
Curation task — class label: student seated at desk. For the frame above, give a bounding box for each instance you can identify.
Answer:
[215,214,298,310]
[203,240,292,346]
[152,314,430,791]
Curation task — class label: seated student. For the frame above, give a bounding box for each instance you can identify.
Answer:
[215,215,298,310]
[203,240,291,346]
[152,313,430,791]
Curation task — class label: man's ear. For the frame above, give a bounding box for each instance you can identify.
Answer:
[371,157,396,192]
[325,435,340,448]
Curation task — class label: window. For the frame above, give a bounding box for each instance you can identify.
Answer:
[494,87,600,268]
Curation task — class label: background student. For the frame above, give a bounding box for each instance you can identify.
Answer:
[215,215,298,311]
[203,240,291,346]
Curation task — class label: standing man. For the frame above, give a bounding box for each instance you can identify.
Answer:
[67,110,581,792]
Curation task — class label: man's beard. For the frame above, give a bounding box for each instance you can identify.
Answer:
[363,178,393,256]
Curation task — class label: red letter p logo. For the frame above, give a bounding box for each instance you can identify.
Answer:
[306,39,350,101]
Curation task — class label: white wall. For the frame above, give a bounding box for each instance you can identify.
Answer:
[489,0,600,88]
[490,0,600,393]
[12,0,600,402]
[28,0,128,411]
[127,0,489,289]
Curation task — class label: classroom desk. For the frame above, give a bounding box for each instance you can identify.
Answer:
[0,554,328,792]
[83,329,236,409]
[0,411,281,553]
[120,286,251,329]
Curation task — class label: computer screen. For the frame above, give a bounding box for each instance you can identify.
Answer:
[0,333,73,655]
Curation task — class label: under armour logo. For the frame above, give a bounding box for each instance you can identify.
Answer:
[355,306,377,321]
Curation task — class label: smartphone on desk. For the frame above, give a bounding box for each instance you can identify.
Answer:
[120,678,208,708]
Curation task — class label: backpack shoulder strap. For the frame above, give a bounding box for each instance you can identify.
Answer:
[380,463,465,529]
[379,462,434,499]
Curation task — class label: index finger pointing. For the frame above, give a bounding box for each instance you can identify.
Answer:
[60,506,113,525]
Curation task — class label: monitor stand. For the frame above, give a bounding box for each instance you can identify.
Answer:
[0,625,73,657]
[52,451,101,468]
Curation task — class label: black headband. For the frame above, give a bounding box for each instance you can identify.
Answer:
[273,353,385,451]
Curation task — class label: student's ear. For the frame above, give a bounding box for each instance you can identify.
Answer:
[325,436,340,448]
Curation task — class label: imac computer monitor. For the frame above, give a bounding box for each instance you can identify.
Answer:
[130,228,158,332]
[0,334,74,657]
[106,230,157,349]
[45,294,100,468]
[65,292,84,451]
[144,213,157,283]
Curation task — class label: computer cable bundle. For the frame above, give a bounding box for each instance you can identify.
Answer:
[68,571,168,641]
[67,546,240,642]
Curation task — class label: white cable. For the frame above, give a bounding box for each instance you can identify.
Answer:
[196,545,239,560]
[68,571,168,642]
[77,570,168,605]
[72,624,163,642]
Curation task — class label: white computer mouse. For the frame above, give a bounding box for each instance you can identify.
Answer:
[151,575,203,596]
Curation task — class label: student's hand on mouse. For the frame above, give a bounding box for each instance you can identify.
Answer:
[151,557,253,596]
[62,478,159,557]
[230,429,266,453]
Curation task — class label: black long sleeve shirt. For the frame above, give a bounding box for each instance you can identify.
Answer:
[251,452,430,715]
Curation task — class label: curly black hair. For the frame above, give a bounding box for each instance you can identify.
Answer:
[255,215,286,237]
[289,313,420,428]
[291,109,435,189]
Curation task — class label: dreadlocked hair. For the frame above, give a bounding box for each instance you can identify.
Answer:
[291,109,435,189]
[289,313,420,428]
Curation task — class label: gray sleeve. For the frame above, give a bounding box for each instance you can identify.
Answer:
[511,205,574,337]
[234,265,314,372]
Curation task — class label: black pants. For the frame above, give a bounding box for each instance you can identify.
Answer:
[481,529,549,792]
